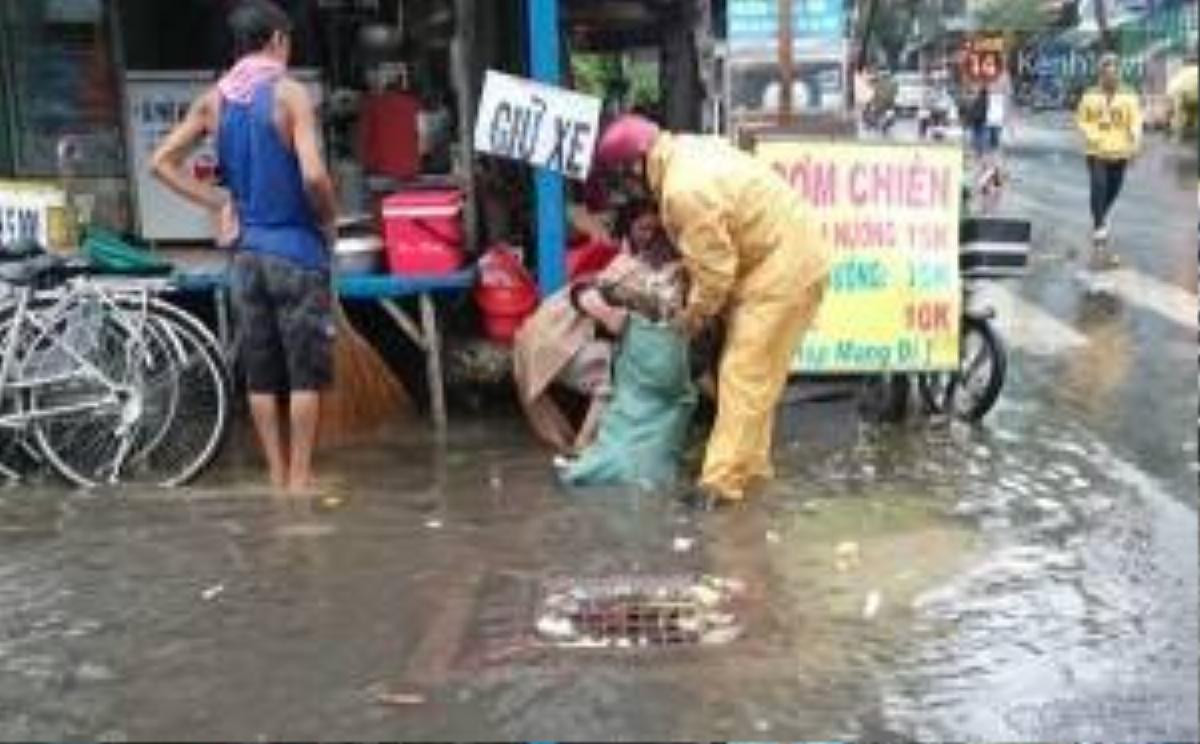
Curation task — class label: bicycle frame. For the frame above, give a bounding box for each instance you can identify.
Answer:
[0,281,153,436]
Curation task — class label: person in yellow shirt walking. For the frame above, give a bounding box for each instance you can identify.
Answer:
[1076,53,1144,269]
[592,115,832,508]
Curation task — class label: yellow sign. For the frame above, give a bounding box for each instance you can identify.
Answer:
[756,140,963,373]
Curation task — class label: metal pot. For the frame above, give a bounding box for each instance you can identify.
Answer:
[359,23,402,57]
[334,235,385,276]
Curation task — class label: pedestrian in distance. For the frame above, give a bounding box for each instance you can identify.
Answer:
[964,78,1015,213]
[151,0,339,493]
[1076,52,1144,270]
[592,115,832,509]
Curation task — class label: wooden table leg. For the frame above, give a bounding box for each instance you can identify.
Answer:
[215,286,232,358]
[420,293,447,435]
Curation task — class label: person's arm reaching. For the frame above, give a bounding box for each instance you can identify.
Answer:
[664,189,737,336]
[150,89,238,247]
[278,78,337,243]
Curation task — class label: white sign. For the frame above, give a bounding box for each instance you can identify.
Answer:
[125,70,323,242]
[474,71,602,181]
[0,181,66,249]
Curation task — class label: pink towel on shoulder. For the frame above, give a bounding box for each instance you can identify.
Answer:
[217,54,285,104]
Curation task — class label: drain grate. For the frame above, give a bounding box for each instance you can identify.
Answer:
[535,575,744,648]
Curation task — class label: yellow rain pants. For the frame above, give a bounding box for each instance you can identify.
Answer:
[647,134,831,501]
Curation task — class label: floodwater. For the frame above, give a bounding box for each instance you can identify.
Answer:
[1,115,1197,740]
[0,390,1194,740]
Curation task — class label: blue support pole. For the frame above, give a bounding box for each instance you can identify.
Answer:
[528,0,566,296]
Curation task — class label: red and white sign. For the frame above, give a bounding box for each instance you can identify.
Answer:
[963,35,1006,84]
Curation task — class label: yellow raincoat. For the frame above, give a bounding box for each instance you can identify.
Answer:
[1076,86,1143,161]
[647,133,831,501]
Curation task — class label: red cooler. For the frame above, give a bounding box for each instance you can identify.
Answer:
[381,189,464,275]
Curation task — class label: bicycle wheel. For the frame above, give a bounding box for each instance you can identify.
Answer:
[115,311,231,486]
[0,303,31,478]
[22,297,146,487]
[918,315,1007,422]
[0,293,92,481]
[148,296,225,362]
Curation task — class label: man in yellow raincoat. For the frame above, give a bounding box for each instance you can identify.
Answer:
[593,114,832,506]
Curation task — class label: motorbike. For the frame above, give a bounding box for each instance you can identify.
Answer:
[862,103,897,137]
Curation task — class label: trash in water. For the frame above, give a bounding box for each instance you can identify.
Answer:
[201,584,225,602]
[835,541,861,572]
[672,537,695,553]
[76,662,117,683]
[535,575,744,648]
[374,691,427,706]
[690,583,722,607]
[700,625,742,645]
[862,590,883,620]
[765,530,782,545]
[274,523,336,539]
[424,518,444,530]
[536,615,576,639]
[320,496,344,510]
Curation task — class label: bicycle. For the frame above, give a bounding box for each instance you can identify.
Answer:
[0,243,232,487]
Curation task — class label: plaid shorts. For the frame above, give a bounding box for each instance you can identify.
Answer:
[231,251,335,394]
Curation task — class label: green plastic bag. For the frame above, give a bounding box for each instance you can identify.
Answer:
[560,315,697,489]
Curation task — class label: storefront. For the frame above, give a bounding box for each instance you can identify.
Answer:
[0,0,128,236]
[0,0,722,294]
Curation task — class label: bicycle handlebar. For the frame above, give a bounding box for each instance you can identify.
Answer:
[0,238,47,263]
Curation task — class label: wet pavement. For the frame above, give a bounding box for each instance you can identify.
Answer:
[0,114,1196,741]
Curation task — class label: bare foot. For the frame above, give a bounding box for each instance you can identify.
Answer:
[287,476,319,496]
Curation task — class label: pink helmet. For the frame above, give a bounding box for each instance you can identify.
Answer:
[594,114,661,170]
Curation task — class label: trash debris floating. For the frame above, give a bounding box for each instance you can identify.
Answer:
[672,536,696,553]
[200,584,225,601]
[862,590,883,620]
[835,541,862,572]
[534,575,744,649]
[374,691,427,706]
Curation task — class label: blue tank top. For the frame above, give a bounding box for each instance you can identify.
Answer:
[217,81,327,271]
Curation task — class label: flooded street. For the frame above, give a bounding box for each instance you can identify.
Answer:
[1,117,1197,741]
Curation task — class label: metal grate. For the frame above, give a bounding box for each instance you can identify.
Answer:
[536,575,743,649]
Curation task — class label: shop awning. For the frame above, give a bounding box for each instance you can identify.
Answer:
[563,0,678,51]
[1063,0,1147,44]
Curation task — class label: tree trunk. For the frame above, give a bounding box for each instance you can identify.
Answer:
[661,1,702,130]
[1093,0,1116,52]
[857,0,881,70]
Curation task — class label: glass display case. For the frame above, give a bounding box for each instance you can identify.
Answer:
[0,0,125,178]
[0,0,130,232]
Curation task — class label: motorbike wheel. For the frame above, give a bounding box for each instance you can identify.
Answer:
[917,315,1007,422]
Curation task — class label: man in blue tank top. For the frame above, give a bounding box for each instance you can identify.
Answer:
[151,0,338,493]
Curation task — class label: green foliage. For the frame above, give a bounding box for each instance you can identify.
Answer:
[972,0,1054,33]
[867,1,917,68]
[627,59,660,110]
[571,53,660,109]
